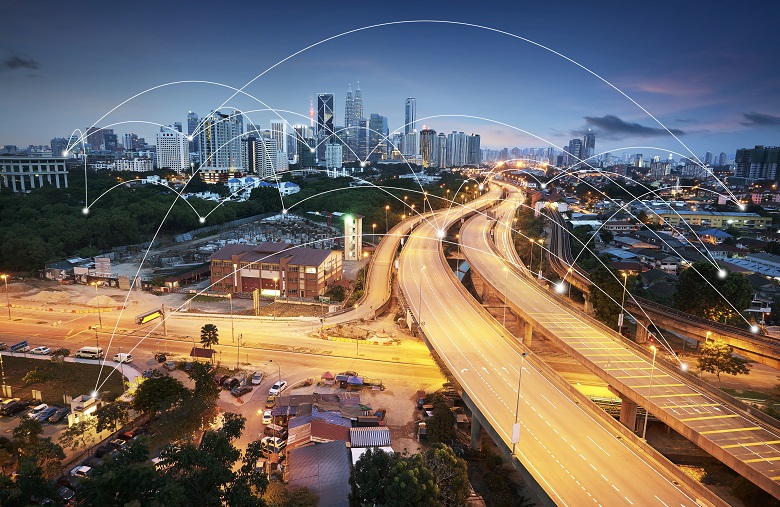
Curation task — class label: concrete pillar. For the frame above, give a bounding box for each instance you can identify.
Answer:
[63,172,68,188]
[523,321,533,345]
[619,394,638,432]
[636,322,648,344]
[470,416,482,450]
[583,293,593,314]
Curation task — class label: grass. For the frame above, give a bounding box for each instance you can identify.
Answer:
[0,356,123,406]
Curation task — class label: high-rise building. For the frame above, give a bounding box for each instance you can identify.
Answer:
[401,131,418,157]
[344,85,355,162]
[634,153,644,168]
[718,152,727,166]
[419,127,437,168]
[735,146,780,182]
[704,151,712,165]
[356,118,368,161]
[566,139,582,167]
[123,133,138,151]
[270,121,287,156]
[187,112,199,153]
[325,143,343,169]
[50,137,68,157]
[436,132,447,168]
[446,132,467,167]
[156,126,189,171]
[583,129,596,163]
[405,98,416,135]
[198,109,244,171]
[466,134,481,166]
[243,135,278,178]
[367,114,388,163]
[317,93,335,161]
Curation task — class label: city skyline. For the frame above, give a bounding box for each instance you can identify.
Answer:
[1,1,779,159]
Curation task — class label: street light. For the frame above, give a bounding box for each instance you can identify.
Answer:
[372,223,377,243]
[228,293,235,344]
[512,351,529,456]
[642,345,657,440]
[618,272,628,334]
[91,281,103,329]
[528,239,535,270]
[385,205,390,233]
[1,274,10,320]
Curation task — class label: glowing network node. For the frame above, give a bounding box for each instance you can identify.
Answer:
[555,282,565,294]
[82,207,89,215]
[91,391,98,398]
[751,325,760,333]
[541,183,547,189]
[188,136,193,142]
[437,229,445,239]
[680,363,688,372]
[478,183,484,191]
[360,161,366,167]
[282,208,288,214]
[63,151,69,156]
[718,269,727,279]
[309,148,315,153]
[738,204,747,211]
[199,217,206,224]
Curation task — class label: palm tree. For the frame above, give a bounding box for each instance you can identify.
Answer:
[200,324,219,349]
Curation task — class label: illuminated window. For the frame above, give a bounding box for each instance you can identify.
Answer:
[305,267,316,274]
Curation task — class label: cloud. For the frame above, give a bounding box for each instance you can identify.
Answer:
[740,112,780,128]
[675,118,698,124]
[1,55,39,71]
[579,115,685,140]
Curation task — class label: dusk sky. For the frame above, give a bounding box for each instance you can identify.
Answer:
[2,0,779,159]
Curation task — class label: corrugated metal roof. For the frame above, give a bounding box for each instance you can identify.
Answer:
[288,441,350,507]
[350,427,391,448]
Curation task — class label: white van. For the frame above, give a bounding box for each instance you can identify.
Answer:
[113,353,132,363]
[75,346,104,359]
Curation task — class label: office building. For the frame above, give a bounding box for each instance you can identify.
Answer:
[583,129,596,162]
[1,156,69,192]
[446,131,467,167]
[566,138,582,167]
[156,126,189,171]
[404,98,416,134]
[419,127,437,168]
[436,132,447,168]
[50,138,68,157]
[198,109,244,174]
[325,143,343,169]
[367,114,388,162]
[466,134,481,166]
[187,111,199,153]
[270,121,287,156]
[317,93,335,161]
[243,135,278,178]
[735,146,780,182]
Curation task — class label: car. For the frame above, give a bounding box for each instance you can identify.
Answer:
[69,465,93,478]
[31,346,51,355]
[57,485,75,502]
[57,475,83,491]
[184,361,194,372]
[231,385,252,398]
[36,406,58,422]
[0,401,27,416]
[113,353,133,363]
[261,410,273,425]
[0,342,6,351]
[222,377,241,390]
[154,352,167,363]
[94,446,112,458]
[83,457,104,469]
[163,361,176,371]
[260,436,286,454]
[268,380,287,396]
[265,396,276,409]
[26,403,49,419]
[215,374,229,386]
[109,438,129,451]
[251,372,263,385]
[47,406,71,423]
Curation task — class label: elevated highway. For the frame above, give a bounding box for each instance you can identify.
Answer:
[398,191,710,506]
[468,186,780,498]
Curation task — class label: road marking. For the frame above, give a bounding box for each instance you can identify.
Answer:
[680,414,740,422]
[722,440,780,449]
[540,393,557,409]
[624,496,633,505]
[587,436,611,457]
[653,496,669,507]
[700,426,762,435]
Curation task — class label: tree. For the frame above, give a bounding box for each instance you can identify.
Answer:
[132,375,188,416]
[59,419,97,452]
[21,367,49,386]
[674,262,754,324]
[12,418,43,455]
[421,444,470,507]
[588,266,625,328]
[263,482,318,507]
[698,340,751,386]
[201,323,219,349]
[427,394,456,445]
[349,448,437,507]
[94,400,132,433]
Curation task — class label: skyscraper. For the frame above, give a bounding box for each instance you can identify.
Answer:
[156,126,189,171]
[419,127,436,168]
[50,137,68,157]
[367,114,388,163]
[566,138,583,167]
[735,146,780,182]
[436,132,447,168]
[243,135,278,178]
[344,85,357,162]
[446,132,467,167]
[198,109,244,171]
[270,121,287,156]
[187,112,199,153]
[466,134,481,166]
[583,129,596,163]
[405,98,416,135]
[354,83,363,122]
[317,93,335,161]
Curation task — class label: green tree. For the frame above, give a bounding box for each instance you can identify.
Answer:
[21,367,49,386]
[588,266,625,328]
[427,394,455,445]
[201,323,219,349]
[94,400,132,433]
[59,419,98,452]
[12,417,43,455]
[133,375,188,416]
[421,444,470,507]
[349,448,437,507]
[698,340,751,386]
[673,262,754,324]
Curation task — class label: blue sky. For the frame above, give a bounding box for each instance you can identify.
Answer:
[2,0,779,159]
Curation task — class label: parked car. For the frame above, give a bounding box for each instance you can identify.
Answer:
[262,410,273,425]
[113,353,133,363]
[94,446,112,458]
[69,465,93,478]
[83,457,104,469]
[251,372,263,385]
[57,475,83,491]
[265,396,276,409]
[0,401,27,416]
[35,406,58,422]
[109,438,129,451]
[163,361,176,371]
[215,374,229,386]
[26,404,49,419]
[260,436,286,454]
[31,346,51,355]
[184,361,194,372]
[222,377,241,390]
[57,485,75,502]
[154,352,167,363]
[231,385,252,398]
[47,406,71,423]
[0,342,6,351]
[268,380,287,396]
